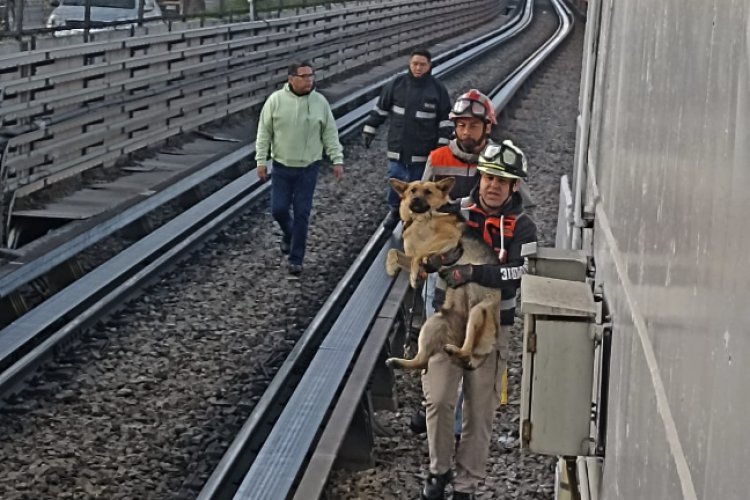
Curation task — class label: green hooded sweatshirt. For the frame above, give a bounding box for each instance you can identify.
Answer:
[255,83,344,168]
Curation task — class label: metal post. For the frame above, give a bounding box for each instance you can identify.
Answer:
[247,0,254,20]
[137,0,145,26]
[84,0,91,41]
[334,396,375,470]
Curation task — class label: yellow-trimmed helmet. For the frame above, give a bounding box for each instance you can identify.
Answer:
[476,140,528,179]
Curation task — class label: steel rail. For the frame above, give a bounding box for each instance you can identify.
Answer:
[489,0,574,111]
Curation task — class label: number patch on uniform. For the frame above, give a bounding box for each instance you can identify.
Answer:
[500,266,524,281]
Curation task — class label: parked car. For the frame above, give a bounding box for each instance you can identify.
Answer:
[46,0,162,35]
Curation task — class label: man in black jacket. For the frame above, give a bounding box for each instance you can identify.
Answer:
[362,48,453,229]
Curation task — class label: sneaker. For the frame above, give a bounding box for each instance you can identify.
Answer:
[280,240,290,255]
[288,263,303,276]
[421,470,453,500]
[382,210,400,231]
[452,492,476,500]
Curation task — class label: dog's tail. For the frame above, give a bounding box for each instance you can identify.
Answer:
[385,353,430,371]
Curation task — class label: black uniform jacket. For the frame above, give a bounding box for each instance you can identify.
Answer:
[363,72,452,164]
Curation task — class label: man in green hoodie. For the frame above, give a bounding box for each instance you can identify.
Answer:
[256,61,344,276]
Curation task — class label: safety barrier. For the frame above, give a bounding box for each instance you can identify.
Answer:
[0,0,502,201]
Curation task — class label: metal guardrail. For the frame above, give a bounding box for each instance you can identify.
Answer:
[291,269,410,499]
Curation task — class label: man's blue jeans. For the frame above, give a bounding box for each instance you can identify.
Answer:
[271,160,320,266]
[386,160,426,211]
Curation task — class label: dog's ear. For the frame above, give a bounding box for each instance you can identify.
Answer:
[389,178,409,196]
[435,177,455,195]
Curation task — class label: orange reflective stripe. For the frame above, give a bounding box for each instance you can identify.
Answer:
[502,216,517,237]
[467,205,517,248]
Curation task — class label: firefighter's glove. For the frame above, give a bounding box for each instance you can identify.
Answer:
[439,265,473,288]
[422,245,463,273]
[363,132,374,149]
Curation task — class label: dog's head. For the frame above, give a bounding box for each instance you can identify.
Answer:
[389,177,455,221]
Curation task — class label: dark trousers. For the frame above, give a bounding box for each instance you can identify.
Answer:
[270,160,320,266]
[386,160,426,211]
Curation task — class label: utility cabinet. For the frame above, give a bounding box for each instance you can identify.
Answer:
[525,245,588,282]
[519,246,596,457]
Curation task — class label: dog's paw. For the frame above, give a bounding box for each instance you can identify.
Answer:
[385,358,396,368]
[386,249,399,276]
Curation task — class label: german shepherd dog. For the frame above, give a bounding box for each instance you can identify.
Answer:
[384,178,501,370]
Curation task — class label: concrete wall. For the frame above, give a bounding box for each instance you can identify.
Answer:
[583,0,750,498]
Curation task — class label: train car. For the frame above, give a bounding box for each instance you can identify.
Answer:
[550,0,750,498]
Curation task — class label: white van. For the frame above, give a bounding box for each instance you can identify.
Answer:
[46,0,162,35]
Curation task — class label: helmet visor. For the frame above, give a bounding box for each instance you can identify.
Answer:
[478,142,527,179]
[483,143,522,170]
[452,98,487,119]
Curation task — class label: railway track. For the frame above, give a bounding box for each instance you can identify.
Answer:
[0,1,580,498]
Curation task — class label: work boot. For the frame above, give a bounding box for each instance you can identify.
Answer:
[421,470,453,500]
[280,239,290,255]
[382,210,400,231]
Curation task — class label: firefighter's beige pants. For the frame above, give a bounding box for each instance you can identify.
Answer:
[421,324,510,493]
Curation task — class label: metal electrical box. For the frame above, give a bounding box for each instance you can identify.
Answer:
[525,245,588,282]
[520,274,596,456]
